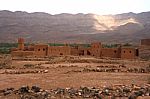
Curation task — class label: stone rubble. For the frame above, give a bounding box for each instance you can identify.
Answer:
[0,69,49,74]
[68,65,150,74]
[0,84,150,99]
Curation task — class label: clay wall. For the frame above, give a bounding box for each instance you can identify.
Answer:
[90,42,102,57]
[11,51,34,57]
[23,45,34,51]
[71,48,79,56]
[121,48,136,59]
[11,48,18,51]
[78,47,89,56]
[34,44,48,57]
[91,42,102,48]
[89,48,101,57]
[48,46,71,56]
[101,48,120,58]
[70,47,89,56]
[11,38,139,59]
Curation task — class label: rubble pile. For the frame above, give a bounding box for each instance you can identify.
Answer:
[68,65,150,74]
[0,55,12,69]
[0,69,48,74]
[0,84,150,99]
[81,68,150,73]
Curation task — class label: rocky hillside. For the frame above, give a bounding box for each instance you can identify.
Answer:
[0,10,150,44]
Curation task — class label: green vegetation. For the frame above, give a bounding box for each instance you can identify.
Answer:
[0,43,17,54]
[123,43,132,47]
[48,43,91,48]
[0,43,91,54]
[49,43,65,46]
[102,44,118,48]
[0,43,31,54]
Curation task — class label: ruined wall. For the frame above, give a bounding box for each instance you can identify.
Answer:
[48,46,71,56]
[11,51,34,57]
[81,48,90,56]
[11,38,139,59]
[121,48,136,59]
[90,42,102,57]
[141,39,150,46]
[70,47,79,56]
[24,45,34,51]
[70,47,90,56]
[34,44,48,57]
[11,48,18,51]
[101,48,120,58]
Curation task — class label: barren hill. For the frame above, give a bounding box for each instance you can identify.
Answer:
[0,10,150,44]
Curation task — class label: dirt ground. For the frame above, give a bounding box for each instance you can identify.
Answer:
[0,55,150,90]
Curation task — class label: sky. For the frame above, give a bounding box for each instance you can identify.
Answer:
[0,0,150,15]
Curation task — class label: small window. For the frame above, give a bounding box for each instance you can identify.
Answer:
[136,49,139,56]
[114,50,117,53]
[129,51,132,53]
[124,51,125,53]
[43,48,45,51]
[38,49,40,51]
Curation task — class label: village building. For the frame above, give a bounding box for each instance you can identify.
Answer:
[11,38,139,59]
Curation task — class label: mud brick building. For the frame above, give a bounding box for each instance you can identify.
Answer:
[11,38,139,59]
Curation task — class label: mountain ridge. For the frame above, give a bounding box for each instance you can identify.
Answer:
[0,10,150,44]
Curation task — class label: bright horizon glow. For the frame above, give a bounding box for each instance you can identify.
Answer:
[0,0,150,15]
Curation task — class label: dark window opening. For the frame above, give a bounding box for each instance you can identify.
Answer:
[87,51,91,55]
[114,50,117,53]
[38,49,40,51]
[79,50,84,55]
[43,48,45,51]
[129,51,132,53]
[124,51,125,53]
[60,53,63,55]
[136,49,139,56]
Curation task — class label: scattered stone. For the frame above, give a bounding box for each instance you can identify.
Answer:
[0,84,150,99]
[0,69,49,74]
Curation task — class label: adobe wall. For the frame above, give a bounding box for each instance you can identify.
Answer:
[121,48,136,59]
[24,45,34,51]
[141,39,150,46]
[71,48,79,56]
[11,38,139,59]
[48,46,71,56]
[90,42,102,57]
[11,51,34,57]
[34,44,48,57]
[91,42,102,48]
[101,48,120,58]
[89,48,101,57]
[11,48,18,51]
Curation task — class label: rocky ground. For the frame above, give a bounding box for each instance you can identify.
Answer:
[0,55,150,99]
[0,84,150,99]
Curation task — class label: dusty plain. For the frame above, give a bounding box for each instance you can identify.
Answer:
[0,55,150,89]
